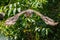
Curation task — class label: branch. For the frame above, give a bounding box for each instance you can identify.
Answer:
[5,9,58,26]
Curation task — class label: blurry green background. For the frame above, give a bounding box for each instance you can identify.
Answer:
[0,0,60,40]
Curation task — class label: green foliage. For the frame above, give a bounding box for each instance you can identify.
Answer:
[0,0,60,40]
